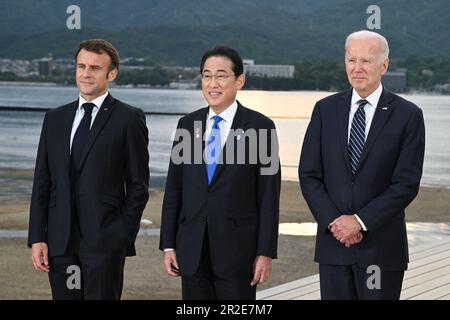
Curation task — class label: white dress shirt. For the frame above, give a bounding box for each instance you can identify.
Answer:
[204,101,238,147]
[348,83,383,231]
[70,92,109,152]
[347,83,383,144]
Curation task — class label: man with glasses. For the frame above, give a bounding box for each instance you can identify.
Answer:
[160,45,281,299]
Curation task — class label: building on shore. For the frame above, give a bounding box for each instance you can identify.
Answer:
[382,68,408,92]
[243,59,295,78]
[38,56,53,77]
[169,80,198,90]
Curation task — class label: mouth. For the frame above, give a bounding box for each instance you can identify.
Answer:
[208,92,222,97]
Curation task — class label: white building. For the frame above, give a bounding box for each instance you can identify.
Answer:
[243,59,295,78]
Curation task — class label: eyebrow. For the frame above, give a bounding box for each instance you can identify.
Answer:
[77,63,103,69]
[202,69,228,73]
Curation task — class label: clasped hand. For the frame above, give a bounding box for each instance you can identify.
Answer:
[329,215,363,247]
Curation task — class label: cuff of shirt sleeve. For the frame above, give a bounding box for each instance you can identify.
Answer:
[164,248,175,252]
[354,214,368,231]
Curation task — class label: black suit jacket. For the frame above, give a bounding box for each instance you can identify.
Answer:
[299,89,425,271]
[159,101,281,277]
[28,94,149,257]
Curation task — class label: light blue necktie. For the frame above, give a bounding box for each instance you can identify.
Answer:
[206,115,223,185]
[348,99,368,174]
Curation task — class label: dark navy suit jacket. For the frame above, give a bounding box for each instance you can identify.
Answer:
[160,101,281,277]
[299,89,425,271]
[28,94,149,257]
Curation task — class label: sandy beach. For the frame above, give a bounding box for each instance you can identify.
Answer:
[0,168,449,299]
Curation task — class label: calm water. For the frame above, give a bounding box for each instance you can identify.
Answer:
[0,84,449,194]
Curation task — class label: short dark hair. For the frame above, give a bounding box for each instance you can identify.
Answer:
[200,45,243,76]
[75,39,120,72]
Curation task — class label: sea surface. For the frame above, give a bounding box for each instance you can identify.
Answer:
[0,84,449,197]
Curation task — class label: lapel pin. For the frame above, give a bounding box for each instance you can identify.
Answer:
[195,128,200,138]
[382,106,388,110]
[103,107,109,111]
[236,129,244,141]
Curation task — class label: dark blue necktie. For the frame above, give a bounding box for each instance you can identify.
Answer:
[205,115,223,185]
[70,103,95,203]
[348,99,368,174]
[71,103,95,168]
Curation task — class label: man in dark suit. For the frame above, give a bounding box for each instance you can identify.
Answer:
[28,39,149,299]
[159,45,281,300]
[299,30,425,300]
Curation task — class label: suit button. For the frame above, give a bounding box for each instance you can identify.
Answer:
[202,217,207,222]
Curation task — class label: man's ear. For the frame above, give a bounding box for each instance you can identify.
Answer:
[236,73,246,90]
[380,58,389,76]
[107,68,118,82]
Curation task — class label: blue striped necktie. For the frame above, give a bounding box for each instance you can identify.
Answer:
[348,99,368,174]
[206,115,223,185]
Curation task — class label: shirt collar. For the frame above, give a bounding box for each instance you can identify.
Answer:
[351,84,383,108]
[207,101,238,124]
[78,91,109,111]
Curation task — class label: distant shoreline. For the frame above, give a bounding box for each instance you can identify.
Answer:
[0,105,188,116]
[0,81,59,87]
[0,81,448,95]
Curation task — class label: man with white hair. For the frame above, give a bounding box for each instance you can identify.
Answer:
[299,30,425,299]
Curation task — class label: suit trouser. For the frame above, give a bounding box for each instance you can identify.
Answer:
[319,264,404,300]
[48,210,126,300]
[181,227,256,300]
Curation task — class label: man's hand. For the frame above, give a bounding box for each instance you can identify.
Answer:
[163,250,180,276]
[31,242,50,272]
[251,256,272,286]
[330,215,362,245]
[344,231,364,247]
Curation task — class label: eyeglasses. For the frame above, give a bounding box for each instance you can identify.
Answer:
[200,73,235,84]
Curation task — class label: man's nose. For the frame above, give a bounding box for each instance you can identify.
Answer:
[354,61,365,71]
[81,68,91,77]
[209,76,220,87]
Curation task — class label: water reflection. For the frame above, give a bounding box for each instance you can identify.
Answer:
[2,223,449,245]
[279,222,317,236]
[1,86,449,186]
[279,222,450,248]
[238,90,328,118]
[406,222,450,247]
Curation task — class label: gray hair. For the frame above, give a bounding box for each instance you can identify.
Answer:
[345,30,389,62]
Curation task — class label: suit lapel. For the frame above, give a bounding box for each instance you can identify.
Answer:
[209,102,249,185]
[355,89,395,173]
[62,101,78,173]
[194,107,209,185]
[337,90,353,173]
[78,94,116,171]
